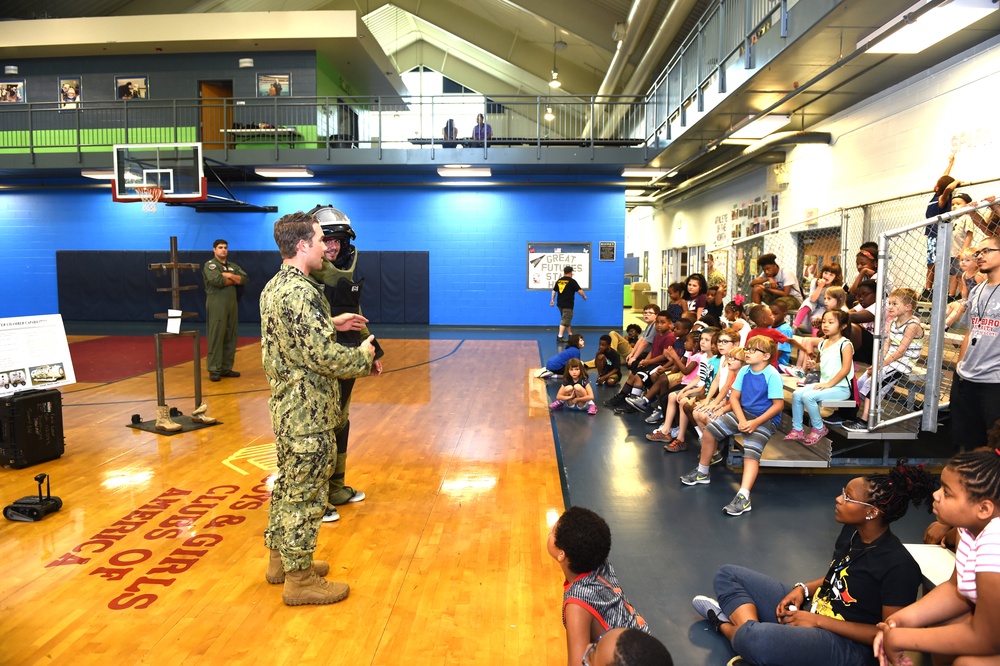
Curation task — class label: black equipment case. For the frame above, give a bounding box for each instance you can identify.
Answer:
[0,389,65,469]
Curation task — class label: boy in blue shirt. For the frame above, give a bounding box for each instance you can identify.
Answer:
[769,301,795,366]
[680,335,784,516]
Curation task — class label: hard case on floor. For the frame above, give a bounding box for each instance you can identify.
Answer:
[0,389,65,469]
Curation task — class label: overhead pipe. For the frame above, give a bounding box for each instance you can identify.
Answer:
[595,0,659,99]
[596,0,701,139]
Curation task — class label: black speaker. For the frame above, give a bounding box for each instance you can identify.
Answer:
[0,389,65,469]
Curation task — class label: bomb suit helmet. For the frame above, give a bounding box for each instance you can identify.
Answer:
[308,204,356,269]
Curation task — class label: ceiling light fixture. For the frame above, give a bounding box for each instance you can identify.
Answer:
[858,0,996,54]
[729,114,790,140]
[81,169,115,180]
[437,166,491,177]
[544,107,555,121]
[549,27,566,89]
[621,168,668,179]
[254,167,314,178]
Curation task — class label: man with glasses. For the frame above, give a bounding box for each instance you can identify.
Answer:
[681,336,784,516]
[952,235,1000,448]
[582,628,673,666]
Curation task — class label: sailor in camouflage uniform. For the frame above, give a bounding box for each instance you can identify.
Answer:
[308,205,384,523]
[260,211,374,606]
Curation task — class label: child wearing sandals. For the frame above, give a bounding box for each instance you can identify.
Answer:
[646,328,718,451]
[874,445,1000,666]
[786,310,855,445]
[550,358,597,415]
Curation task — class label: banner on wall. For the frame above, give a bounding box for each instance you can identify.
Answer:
[527,243,591,290]
[0,314,77,397]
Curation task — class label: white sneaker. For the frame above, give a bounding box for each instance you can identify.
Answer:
[321,507,340,523]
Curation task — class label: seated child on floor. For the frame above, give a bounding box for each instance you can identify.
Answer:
[844,287,924,432]
[544,334,584,375]
[593,334,623,386]
[550,358,597,415]
[547,506,650,666]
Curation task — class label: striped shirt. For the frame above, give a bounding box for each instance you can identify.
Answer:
[562,560,649,633]
[955,516,1000,604]
[883,316,924,375]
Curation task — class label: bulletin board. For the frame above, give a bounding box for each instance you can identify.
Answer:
[527,243,591,290]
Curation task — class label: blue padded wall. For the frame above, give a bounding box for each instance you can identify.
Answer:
[0,180,624,327]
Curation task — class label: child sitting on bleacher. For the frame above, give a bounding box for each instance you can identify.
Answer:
[770,301,795,366]
[844,288,924,432]
[664,282,687,323]
[785,310,854,445]
[723,300,751,345]
[795,286,852,368]
[623,320,694,414]
[681,335,784,516]
[645,328,718,450]
[793,262,844,333]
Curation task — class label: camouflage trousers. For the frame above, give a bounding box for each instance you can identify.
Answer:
[263,431,335,573]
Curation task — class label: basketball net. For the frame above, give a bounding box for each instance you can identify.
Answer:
[135,185,164,213]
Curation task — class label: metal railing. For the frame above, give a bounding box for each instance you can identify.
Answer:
[645,0,783,143]
[710,179,1000,435]
[0,93,647,160]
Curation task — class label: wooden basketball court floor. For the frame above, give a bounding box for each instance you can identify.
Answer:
[0,327,937,665]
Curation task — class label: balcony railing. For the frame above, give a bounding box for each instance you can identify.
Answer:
[0,93,648,162]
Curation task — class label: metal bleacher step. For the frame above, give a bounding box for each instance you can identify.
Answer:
[828,417,920,440]
[758,412,831,468]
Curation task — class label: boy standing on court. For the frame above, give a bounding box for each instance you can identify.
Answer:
[550,265,587,342]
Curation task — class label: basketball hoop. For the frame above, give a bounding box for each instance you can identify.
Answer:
[135,185,164,213]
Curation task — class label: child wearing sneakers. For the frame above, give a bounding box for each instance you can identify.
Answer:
[685,345,746,461]
[550,358,597,415]
[681,336,784,516]
[547,506,649,666]
[785,310,854,445]
[646,328,717,450]
[844,288,924,431]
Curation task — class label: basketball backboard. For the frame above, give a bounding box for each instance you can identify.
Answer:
[112,143,207,203]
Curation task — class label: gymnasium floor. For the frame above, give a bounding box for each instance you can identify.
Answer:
[0,322,943,665]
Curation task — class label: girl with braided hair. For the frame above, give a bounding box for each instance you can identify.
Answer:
[691,460,935,666]
[874,445,1000,666]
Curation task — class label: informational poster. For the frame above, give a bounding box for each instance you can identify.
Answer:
[599,241,616,261]
[527,242,591,290]
[0,314,77,397]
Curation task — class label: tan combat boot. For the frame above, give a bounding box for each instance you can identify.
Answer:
[190,403,216,424]
[282,568,349,606]
[265,549,329,584]
[155,405,182,432]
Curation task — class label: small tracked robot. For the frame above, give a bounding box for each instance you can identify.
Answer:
[4,473,63,522]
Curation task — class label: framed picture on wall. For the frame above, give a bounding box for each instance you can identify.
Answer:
[0,79,25,103]
[526,242,591,290]
[257,73,291,97]
[59,77,81,110]
[115,75,148,100]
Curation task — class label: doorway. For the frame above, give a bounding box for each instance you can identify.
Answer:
[199,80,233,150]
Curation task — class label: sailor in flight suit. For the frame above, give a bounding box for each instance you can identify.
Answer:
[309,205,385,523]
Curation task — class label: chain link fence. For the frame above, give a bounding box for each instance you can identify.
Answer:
[711,179,1000,434]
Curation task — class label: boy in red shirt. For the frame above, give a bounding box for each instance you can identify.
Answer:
[746,304,806,368]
